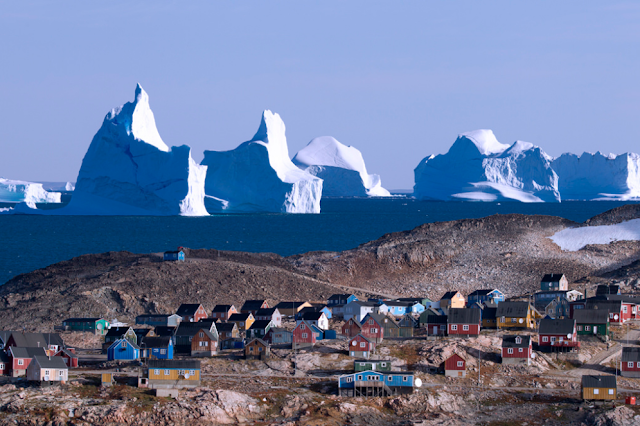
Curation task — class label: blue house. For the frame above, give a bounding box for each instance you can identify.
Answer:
[328,294,358,307]
[140,336,173,360]
[467,289,504,306]
[338,370,415,397]
[163,250,185,262]
[107,338,140,361]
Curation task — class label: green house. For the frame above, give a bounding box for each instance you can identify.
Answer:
[62,318,110,335]
[573,309,609,336]
[354,359,392,372]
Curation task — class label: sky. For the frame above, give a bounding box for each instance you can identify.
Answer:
[0,1,639,190]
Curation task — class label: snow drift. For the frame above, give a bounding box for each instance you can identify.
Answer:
[201,110,322,213]
[292,136,390,197]
[552,152,640,201]
[0,178,61,204]
[413,130,560,202]
[550,219,640,251]
[7,84,208,216]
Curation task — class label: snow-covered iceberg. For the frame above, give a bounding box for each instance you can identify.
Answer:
[201,110,322,213]
[0,178,61,203]
[8,84,208,216]
[292,136,390,197]
[552,152,640,200]
[413,130,560,202]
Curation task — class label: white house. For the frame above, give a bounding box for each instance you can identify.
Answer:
[296,312,329,330]
[26,356,68,383]
[344,301,386,323]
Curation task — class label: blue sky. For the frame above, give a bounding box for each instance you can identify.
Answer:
[1,1,638,189]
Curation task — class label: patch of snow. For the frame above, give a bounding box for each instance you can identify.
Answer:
[550,219,640,251]
[293,136,390,197]
[0,178,62,203]
[201,110,322,213]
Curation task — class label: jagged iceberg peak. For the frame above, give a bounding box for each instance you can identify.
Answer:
[292,136,390,197]
[414,130,560,202]
[105,83,169,153]
[201,110,323,213]
[0,178,62,204]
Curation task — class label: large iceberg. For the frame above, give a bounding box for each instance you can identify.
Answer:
[292,136,390,197]
[8,84,208,216]
[552,152,640,200]
[0,178,61,204]
[201,110,322,213]
[413,129,560,202]
[39,182,75,192]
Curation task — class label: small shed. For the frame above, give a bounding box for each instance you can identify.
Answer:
[582,375,616,401]
[101,372,114,387]
[443,354,466,378]
[354,359,392,372]
[245,338,270,360]
[163,250,185,262]
[621,347,640,378]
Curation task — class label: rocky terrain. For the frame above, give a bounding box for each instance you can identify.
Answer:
[2,205,640,331]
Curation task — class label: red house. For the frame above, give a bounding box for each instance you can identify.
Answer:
[8,347,47,377]
[55,348,79,368]
[501,335,532,365]
[621,347,640,378]
[360,313,385,343]
[348,334,375,359]
[341,318,362,338]
[176,304,208,323]
[538,318,579,351]
[293,320,317,350]
[443,353,466,378]
[447,308,481,336]
[211,305,237,321]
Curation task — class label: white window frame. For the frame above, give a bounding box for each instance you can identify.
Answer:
[160,349,166,355]
[462,325,469,331]
[164,369,170,376]
[542,336,549,342]
[301,333,308,339]
[518,348,523,353]
[360,342,366,348]
[608,389,614,395]
[18,359,23,366]
[456,361,463,367]
[345,377,353,383]
[594,389,599,395]
[628,362,634,368]
[154,369,159,375]
[451,325,458,331]
[507,348,513,354]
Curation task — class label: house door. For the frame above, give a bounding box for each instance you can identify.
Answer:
[593,326,597,335]
[432,326,438,335]
[550,336,556,344]
[458,372,462,377]
[44,375,49,381]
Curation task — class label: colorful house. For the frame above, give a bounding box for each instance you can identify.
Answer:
[482,306,498,329]
[338,371,415,397]
[341,318,363,338]
[275,301,312,317]
[443,354,466,378]
[297,312,329,331]
[292,320,318,349]
[501,335,532,366]
[216,322,239,341]
[328,294,357,307]
[5,332,65,356]
[0,352,11,375]
[586,299,627,324]
[359,313,386,343]
[136,314,182,327]
[104,326,138,346]
[447,308,481,337]
[439,291,466,309]
[54,348,79,367]
[540,274,568,291]
[581,375,616,401]
[255,308,282,327]
[211,305,238,321]
[62,318,110,335]
[420,310,448,336]
[228,313,255,331]
[8,347,47,377]
[245,338,270,360]
[107,338,140,361]
[174,322,218,354]
[467,289,504,306]
[354,359,392,372]
[175,304,208,323]
[264,327,293,345]
[344,301,383,322]
[163,250,185,261]
[348,334,375,359]
[621,347,640,378]
[573,309,609,336]
[240,300,269,315]
[397,314,416,338]
[538,318,579,351]
[247,320,273,339]
[190,329,218,356]
[139,336,174,360]
[147,359,201,389]
[26,356,68,383]
[497,302,538,329]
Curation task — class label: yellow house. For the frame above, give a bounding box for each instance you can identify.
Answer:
[440,291,466,309]
[147,359,201,389]
[275,301,313,317]
[228,313,255,331]
[496,302,538,329]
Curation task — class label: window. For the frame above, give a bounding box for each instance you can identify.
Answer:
[403,376,409,381]
[360,342,366,348]
[610,313,614,319]
[511,318,517,323]
[359,362,365,367]
[608,389,614,395]
[388,376,393,381]
[0,364,3,369]
[370,328,377,333]
[585,326,591,331]
[357,375,363,380]
[189,370,195,375]
[199,332,204,337]
[518,348,523,353]
[451,325,458,331]
[594,389,599,394]
[507,348,513,354]
[515,337,521,344]
[301,333,308,339]
[59,370,64,376]
[462,325,469,331]
[637,362,640,368]
[164,370,170,376]
[200,341,207,347]
[44,370,50,376]
[623,306,628,313]
[301,324,305,330]
[369,319,374,325]
[629,362,634,368]
[345,377,353,383]
[368,375,379,381]
[160,349,166,355]
[577,326,582,331]
[18,359,23,366]
[542,336,549,342]
[121,341,127,348]
[457,361,463,367]
[501,316,506,323]
[154,369,159,375]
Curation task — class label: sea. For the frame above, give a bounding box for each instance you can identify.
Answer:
[1,198,639,285]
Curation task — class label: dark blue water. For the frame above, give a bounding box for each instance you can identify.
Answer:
[1,199,638,285]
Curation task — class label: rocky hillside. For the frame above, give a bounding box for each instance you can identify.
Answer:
[2,206,640,331]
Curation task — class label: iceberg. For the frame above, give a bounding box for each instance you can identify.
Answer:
[552,152,640,200]
[0,178,61,203]
[39,182,75,192]
[413,130,560,202]
[8,84,208,216]
[201,110,322,213]
[292,136,391,197]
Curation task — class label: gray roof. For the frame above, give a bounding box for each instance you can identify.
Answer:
[541,274,565,282]
[362,313,399,329]
[63,318,102,323]
[249,320,272,330]
[440,291,461,300]
[572,309,609,324]
[539,319,575,335]
[140,336,172,348]
[149,359,200,370]
[502,335,531,348]
[153,326,176,336]
[447,308,481,324]
[229,313,252,321]
[10,347,47,359]
[216,323,237,333]
[9,332,64,349]
[582,375,616,389]
[585,299,622,312]
[300,312,325,321]
[255,308,278,317]
[246,338,269,347]
[267,327,292,334]
[496,302,532,317]
[483,307,497,320]
[33,355,68,369]
[622,347,640,363]
[241,300,266,311]
[175,304,203,316]
[212,305,235,313]
[468,289,499,297]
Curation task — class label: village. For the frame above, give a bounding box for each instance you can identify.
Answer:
[1,250,640,424]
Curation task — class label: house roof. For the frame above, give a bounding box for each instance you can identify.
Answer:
[585,299,622,312]
[422,312,448,324]
[136,314,178,319]
[10,347,47,359]
[447,308,481,324]
[483,307,497,320]
[212,305,235,313]
[502,335,531,348]
[274,301,308,310]
[105,327,134,338]
[384,301,413,308]
[328,294,354,300]
[267,327,292,334]
[249,320,272,330]
[241,300,266,311]
[109,338,140,350]
[622,347,640,362]
[362,313,399,328]
[56,348,78,359]
[153,326,176,336]
[468,289,499,297]
[246,338,269,347]
[572,309,609,324]
[539,318,575,335]
[300,312,325,321]
[216,322,237,332]
[344,318,362,328]
[175,304,203,316]
[140,336,172,348]
[229,313,252,321]
[63,318,102,323]
[582,375,616,389]
[148,359,200,370]
[350,301,381,308]
[496,301,533,317]
[175,323,213,337]
[541,274,565,282]
[9,332,64,349]
[255,308,278,317]
[397,297,431,303]
[33,355,68,369]
[440,291,461,300]
[350,334,372,344]
[196,329,217,341]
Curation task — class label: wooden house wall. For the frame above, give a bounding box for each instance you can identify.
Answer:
[582,387,616,400]
[149,368,200,382]
[444,355,465,371]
